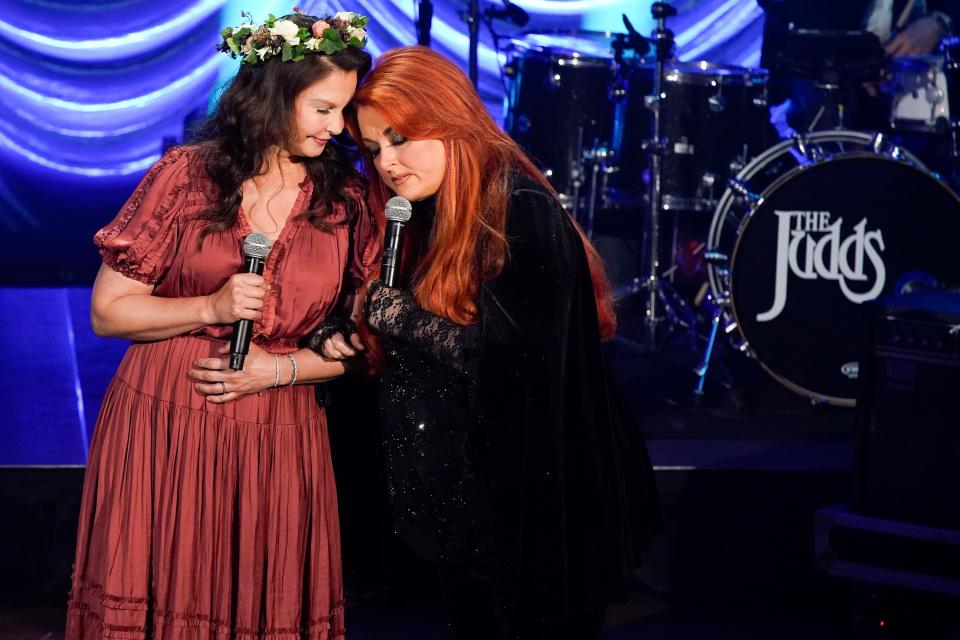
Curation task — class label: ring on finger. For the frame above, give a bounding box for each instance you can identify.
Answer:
[219,381,227,395]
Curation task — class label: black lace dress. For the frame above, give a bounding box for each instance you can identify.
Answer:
[365,260,495,563]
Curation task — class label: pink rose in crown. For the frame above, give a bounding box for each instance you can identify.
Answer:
[311,20,331,38]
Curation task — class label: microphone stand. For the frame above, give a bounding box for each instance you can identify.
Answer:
[417,0,433,47]
[465,0,480,87]
[640,2,677,351]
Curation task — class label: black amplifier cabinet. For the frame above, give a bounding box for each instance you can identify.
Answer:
[853,290,960,531]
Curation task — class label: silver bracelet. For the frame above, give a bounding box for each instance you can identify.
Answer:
[272,354,281,388]
[286,352,298,387]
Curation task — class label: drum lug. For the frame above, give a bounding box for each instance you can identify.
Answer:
[718,317,748,352]
[728,178,760,203]
[870,131,889,155]
[704,250,729,264]
[699,172,718,201]
[791,133,823,163]
[708,94,727,113]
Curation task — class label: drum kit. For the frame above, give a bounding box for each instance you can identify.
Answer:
[503,5,960,407]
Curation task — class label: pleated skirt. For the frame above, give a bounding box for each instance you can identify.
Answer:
[66,336,343,639]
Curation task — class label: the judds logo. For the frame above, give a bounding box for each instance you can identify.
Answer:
[758,210,886,322]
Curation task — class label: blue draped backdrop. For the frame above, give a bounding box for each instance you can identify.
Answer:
[0,0,763,282]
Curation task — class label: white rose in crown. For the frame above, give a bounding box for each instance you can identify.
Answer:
[333,11,355,22]
[269,19,301,45]
[347,26,366,41]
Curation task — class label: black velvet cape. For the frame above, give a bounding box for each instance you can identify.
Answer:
[471,175,662,618]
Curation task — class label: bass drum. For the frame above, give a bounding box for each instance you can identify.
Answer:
[706,130,960,406]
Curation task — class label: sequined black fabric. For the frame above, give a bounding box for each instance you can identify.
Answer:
[366,200,492,563]
[378,338,494,563]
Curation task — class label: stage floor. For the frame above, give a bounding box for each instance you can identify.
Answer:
[9,289,958,640]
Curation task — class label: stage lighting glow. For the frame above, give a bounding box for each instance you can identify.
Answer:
[0,129,159,176]
[0,0,228,61]
[0,57,220,113]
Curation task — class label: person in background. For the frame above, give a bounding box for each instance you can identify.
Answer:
[759,0,959,134]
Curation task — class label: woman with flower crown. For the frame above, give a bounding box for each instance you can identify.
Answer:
[65,11,372,640]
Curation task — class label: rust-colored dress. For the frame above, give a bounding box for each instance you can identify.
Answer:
[66,146,373,640]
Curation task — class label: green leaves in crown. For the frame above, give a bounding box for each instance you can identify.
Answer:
[219,9,369,65]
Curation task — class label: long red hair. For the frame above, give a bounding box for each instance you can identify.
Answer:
[347,46,616,357]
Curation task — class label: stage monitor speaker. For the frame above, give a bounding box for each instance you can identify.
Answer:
[853,290,960,531]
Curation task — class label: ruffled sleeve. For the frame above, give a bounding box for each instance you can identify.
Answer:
[345,180,378,292]
[94,147,194,285]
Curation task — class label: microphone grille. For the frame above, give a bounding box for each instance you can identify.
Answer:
[243,232,273,259]
[385,196,413,222]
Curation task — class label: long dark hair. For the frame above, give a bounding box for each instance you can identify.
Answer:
[193,14,372,235]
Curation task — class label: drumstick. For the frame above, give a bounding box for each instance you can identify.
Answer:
[895,0,916,30]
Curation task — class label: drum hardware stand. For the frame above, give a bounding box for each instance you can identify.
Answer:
[808,83,846,131]
[698,172,718,204]
[637,1,677,352]
[690,177,757,395]
[582,145,612,239]
[692,288,744,398]
[945,38,960,167]
[566,126,603,232]
[693,297,724,396]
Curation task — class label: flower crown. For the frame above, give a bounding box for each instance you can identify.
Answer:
[218,8,369,65]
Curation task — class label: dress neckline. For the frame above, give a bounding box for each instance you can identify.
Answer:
[235,178,312,252]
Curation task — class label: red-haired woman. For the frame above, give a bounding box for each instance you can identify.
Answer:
[312,46,661,639]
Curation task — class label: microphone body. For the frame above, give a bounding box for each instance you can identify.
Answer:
[230,232,272,370]
[382,196,413,288]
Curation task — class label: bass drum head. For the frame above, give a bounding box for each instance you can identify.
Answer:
[730,153,960,405]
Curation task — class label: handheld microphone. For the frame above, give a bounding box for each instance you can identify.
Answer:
[382,196,413,288]
[229,232,272,371]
